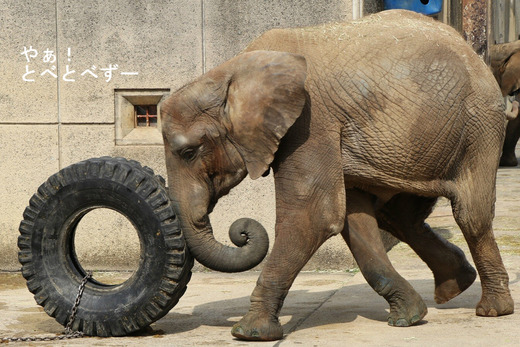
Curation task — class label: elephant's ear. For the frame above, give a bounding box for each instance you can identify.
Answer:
[224,50,307,179]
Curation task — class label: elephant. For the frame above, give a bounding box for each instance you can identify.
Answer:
[490,40,520,166]
[160,10,514,341]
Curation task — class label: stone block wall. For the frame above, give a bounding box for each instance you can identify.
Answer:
[0,0,382,271]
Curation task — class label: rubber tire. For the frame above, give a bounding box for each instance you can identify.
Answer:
[18,157,193,336]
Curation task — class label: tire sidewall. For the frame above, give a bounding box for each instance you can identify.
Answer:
[34,179,166,317]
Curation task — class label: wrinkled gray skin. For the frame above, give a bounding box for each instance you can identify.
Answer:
[161,10,514,341]
[490,40,520,166]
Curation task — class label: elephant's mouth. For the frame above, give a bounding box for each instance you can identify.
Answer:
[509,89,520,98]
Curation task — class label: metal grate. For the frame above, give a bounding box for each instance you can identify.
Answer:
[135,105,158,127]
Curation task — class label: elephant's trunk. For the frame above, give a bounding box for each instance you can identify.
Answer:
[182,215,269,273]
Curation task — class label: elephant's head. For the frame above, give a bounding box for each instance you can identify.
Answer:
[490,40,520,97]
[160,50,307,272]
[490,41,520,120]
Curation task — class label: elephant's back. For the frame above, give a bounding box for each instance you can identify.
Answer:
[334,12,504,184]
[246,10,498,103]
[318,11,502,182]
[248,10,467,62]
[246,10,505,183]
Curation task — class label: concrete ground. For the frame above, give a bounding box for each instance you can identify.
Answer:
[1,166,520,346]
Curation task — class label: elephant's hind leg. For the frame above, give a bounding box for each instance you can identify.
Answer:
[375,194,476,304]
[343,189,427,327]
[450,182,514,317]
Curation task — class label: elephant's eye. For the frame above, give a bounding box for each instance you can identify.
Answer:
[179,146,199,162]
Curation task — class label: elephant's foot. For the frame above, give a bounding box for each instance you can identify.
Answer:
[476,293,514,317]
[499,152,518,167]
[387,289,427,327]
[434,262,477,304]
[231,311,283,341]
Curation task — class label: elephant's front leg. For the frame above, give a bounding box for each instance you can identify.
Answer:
[342,189,427,326]
[500,113,520,166]
[231,209,333,341]
[230,118,348,341]
[232,148,347,340]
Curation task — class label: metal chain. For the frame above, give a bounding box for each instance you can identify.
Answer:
[64,270,92,335]
[1,271,92,343]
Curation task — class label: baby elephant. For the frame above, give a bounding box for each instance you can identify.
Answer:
[161,10,514,341]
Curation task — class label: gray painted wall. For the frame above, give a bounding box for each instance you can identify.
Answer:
[1,0,382,271]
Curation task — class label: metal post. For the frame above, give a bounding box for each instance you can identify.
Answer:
[493,0,510,44]
[514,0,520,40]
[353,0,364,19]
[461,0,492,63]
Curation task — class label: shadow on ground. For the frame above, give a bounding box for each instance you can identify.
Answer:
[150,278,484,337]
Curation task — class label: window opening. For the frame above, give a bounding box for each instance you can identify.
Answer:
[114,89,169,146]
[135,105,158,127]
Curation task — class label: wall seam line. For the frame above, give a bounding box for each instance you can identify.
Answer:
[55,0,62,169]
[201,0,206,74]
[0,122,114,126]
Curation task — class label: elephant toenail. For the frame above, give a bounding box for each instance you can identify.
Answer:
[395,318,409,327]
[231,325,244,336]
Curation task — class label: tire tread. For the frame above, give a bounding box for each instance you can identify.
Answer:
[18,157,192,337]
